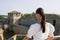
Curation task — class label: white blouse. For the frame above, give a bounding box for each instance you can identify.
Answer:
[26,22,55,40]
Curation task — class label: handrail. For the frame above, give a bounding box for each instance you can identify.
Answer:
[8,34,60,40]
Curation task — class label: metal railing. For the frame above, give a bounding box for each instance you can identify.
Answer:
[8,34,60,40]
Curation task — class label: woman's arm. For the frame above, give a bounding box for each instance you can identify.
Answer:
[47,23,55,40]
[47,33,54,40]
[47,36,54,40]
[23,36,30,40]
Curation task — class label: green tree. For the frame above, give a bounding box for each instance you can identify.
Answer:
[0,15,3,22]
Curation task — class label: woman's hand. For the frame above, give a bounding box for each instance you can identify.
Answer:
[23,36,29,40]
[46,36,54,40]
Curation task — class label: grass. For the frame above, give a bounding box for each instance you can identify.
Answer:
[16,36,25,40]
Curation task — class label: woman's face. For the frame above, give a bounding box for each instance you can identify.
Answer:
[35,13,42,22]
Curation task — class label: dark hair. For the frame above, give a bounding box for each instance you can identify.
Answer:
[36,8,46,33]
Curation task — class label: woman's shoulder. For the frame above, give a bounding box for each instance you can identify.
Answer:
[46,22,53,25]
[46,22,54,29]
[46,22,55,32]
[30,23,41,28]
[31,23,41,26]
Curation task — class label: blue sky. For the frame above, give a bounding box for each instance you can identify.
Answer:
[0,0,60,15]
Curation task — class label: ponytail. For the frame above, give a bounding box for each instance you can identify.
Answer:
[36,8,46,33]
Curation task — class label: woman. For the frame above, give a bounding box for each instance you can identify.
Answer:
[23,8,55,40]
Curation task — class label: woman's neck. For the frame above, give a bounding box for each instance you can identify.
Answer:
[37,21,41,24]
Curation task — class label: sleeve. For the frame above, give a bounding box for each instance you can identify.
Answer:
[48,23,55,37]
[26,25,38,38]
